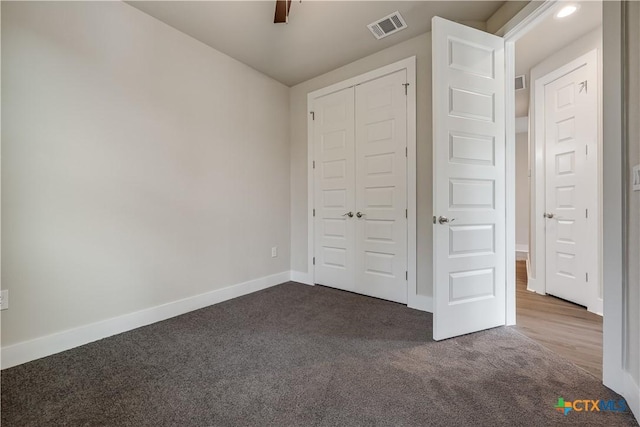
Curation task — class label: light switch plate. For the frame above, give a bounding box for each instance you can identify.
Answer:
[633,164,640,191]
[0,290,8,310]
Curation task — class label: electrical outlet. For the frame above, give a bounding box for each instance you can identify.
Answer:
[271,246,278,258]
[1,290,8,310]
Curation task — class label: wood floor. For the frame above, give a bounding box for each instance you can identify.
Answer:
[515,260,603,379]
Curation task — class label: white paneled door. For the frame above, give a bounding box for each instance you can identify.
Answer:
[314,71,408,304]
[355,70,408,303]
[544,53,598,307]
[313,87,356,292]
[432,17,506,340]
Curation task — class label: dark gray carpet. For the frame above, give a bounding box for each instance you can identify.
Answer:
[2,282,637,426]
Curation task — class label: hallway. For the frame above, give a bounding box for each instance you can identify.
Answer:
[515,261,603,378]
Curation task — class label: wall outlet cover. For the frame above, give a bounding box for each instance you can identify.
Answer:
[271,247,278,258]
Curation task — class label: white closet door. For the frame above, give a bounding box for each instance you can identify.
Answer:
[313,87,356,291]
[354,70,408,303]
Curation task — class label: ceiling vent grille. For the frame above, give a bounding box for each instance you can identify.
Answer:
[367,11,407,40]
[515,75,527,91]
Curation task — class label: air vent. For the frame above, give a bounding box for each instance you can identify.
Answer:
[367,11,407,40]
[515,75,527,91]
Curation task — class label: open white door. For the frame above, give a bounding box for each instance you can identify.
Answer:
[432,17,506,341]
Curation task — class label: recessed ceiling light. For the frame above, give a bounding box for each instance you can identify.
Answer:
[556,4,578,18]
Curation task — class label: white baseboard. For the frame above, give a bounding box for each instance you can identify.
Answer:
[623,371,640,421]
[290,271,314,286]
[516,244,529,261]
[408,294,433,313]
[1,271,290,370]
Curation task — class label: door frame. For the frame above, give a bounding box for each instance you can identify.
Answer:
[501,0,631,413]
[305,57,418,308]
[500,0,558,327]
[532,49,602,314]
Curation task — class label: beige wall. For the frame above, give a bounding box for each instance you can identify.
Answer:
[515,132,529,251]
[625,0,640,385]
[486,0,531,34]
[1,1,290,346]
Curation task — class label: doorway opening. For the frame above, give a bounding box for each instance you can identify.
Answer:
[511,0,604,378]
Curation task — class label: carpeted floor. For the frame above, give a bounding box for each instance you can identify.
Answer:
[2,282,637,426]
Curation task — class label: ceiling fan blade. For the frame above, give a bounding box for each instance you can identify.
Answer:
[274,0,287,23]
[274,0,292,24]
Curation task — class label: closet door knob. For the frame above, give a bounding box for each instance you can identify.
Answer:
[356,212,366,218]
[342,212,354,218]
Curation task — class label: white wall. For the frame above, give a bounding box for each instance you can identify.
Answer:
[1,2,290,348]
[527,27,603,291]
[515,131,529,253]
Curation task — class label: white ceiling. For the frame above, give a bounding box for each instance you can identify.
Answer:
[128,1,505,87]
[514,0,602,117]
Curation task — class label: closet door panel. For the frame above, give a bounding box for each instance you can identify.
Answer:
[355,70,408,303]
[313,87,356,290]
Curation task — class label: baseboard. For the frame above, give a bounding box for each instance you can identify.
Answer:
[623,371,640,421]
[408,294,433,313]
[1,271,290,370]
[290,271,314,286]
[515,245,529,261]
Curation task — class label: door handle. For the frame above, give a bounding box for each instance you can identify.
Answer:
[438,216,455,225]
[342,212,354,218]
[543,212,555,219]
[356,212,366,218]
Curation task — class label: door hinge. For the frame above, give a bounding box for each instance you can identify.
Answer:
[586,145,589,156]
[406,271,408,281]
[313,257,316,265]
[586,272,589,282]
[313,160,315,169]
[313,208,316,217]
[403,83,409,95]
[310,111,315,120]
[586,208,588,219]
[405,209,408,218]
[433,215,436,224]
[405,147,408,157]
